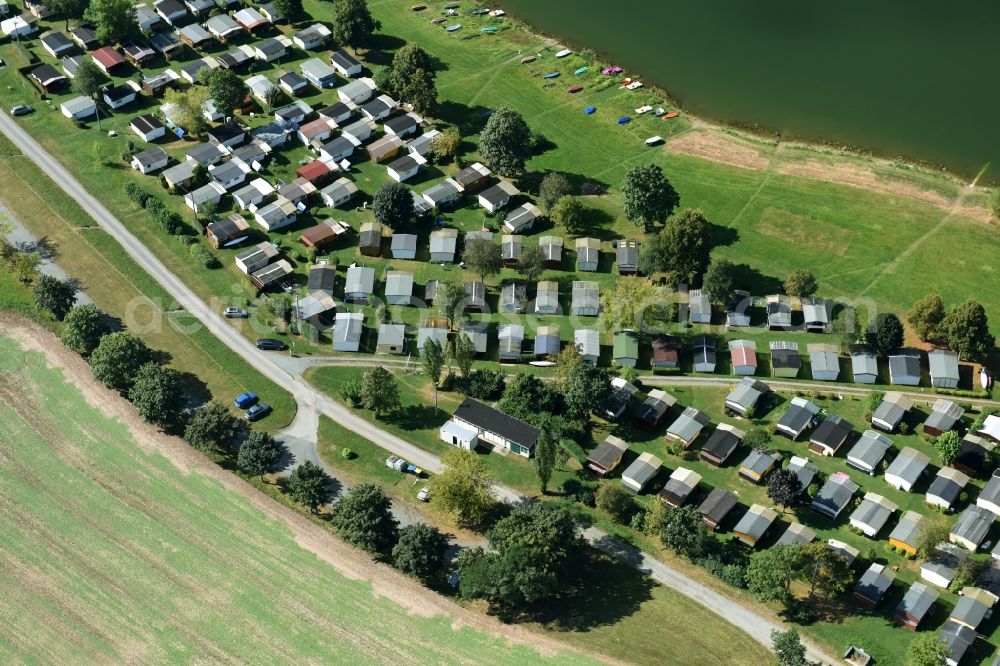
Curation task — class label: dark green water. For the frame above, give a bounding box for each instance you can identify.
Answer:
[500,0,1000,182]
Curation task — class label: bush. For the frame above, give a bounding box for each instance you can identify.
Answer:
[560,477,598,507]
[898,422,910,435]
[595,484,635,523]
[189,243,219,268]
[462,369,505,400]
[340,377,363,407]
[125,182,151,208]
[721,564,747,588]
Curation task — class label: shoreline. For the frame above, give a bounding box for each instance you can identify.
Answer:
[496,5,993,191]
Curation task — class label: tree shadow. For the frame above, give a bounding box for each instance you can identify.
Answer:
[730,263,783,296]
[14,234,59,260]
[386,403,451,431]
[434,99,492,135]
[707,222,739,248]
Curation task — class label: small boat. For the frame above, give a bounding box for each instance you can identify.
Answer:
[635,104,653,114]
[491,9,506,16]
[584,106,596,114]
[645,135,663,146]
[431,17,445,24]
[555,48,572,58]
[472,7,489,15]
[662,111,679,119]
[520,55,536,64]
[617,116,632,124]
[626,81,643,90]
[410,3,426,10]
[529,360,556,368]
[574,66,588,75]
[543,72,560,79]
[566,85,583,93]
[480,26,497,32]
[443,1,459,7]
[445,23,461,32]
[602,65,623,75]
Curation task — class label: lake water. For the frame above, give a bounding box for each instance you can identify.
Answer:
[500,0,1000,182]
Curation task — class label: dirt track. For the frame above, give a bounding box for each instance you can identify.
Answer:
[0,314,614,664]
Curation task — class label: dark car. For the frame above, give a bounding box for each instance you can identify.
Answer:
[234,391,257,409]
[245,403,271,421]
[256,338,288,351]
[10,104,33,116]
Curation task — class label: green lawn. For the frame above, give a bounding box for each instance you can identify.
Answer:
[0,137,295,428]
[0,330,595,665]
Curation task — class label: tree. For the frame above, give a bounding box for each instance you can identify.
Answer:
[330,0,380,49]
[421,337,444,407]
[916,515,952,557]
[33,274,77,320]
[71,58,105,100]
[387,44,437,114]
[89,332,152,392]
[359,366,401,418]
[639,208,711,285]
[429,127,460,163]
[595,484,634,523]
[61,304,109,355]
[620,164,679,230]
[287,461,332,513]
[941,299,995,360]
[271,0,303,21]
[331,483,399,553]
[497,373,558,421]
[771,629,807,666]
[907,293,946,343]
[478,107,532,176]
[237,431,282,480]
[432,448,497,527]
[783,269,818,298]
[458,503,584,617]
[905,633,949,666]
[661,505,713,561]
[553,342,585,391]
[794,541,852,609]
[538,172,572,212]
[127,362,182,426]
[435,280,464,330]
[550,195,585,236]
[934,430,961,466]
[204,68,248,119]
[48,0,87,28]
[516,244,545,283]
[393,523,449,581]
[84,0,135,44]
[452,333,475,378]
[463,237,502,282]
[702,258,738,304]
[183,401,243,452]
[599,275,657,331]
[870,312,904,356]
[164,87,210,136]
[564,363,611,423]
[743,428,771,450]
[11,251,40,283]
[766,467,803,512]
[372,182,416,229]
[533,434,559,493]
[745,545,799,603]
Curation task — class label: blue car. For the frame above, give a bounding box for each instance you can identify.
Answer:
[245,403,271,422]
[234,392,257,409]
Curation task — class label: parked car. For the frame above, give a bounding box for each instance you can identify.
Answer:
[386,455,423,476]
[225,307,250,318]
[10,104,33,116]
[245,403,271,421]
[417,487,430,502]
[234,392,257,409]
[256,338,287,350]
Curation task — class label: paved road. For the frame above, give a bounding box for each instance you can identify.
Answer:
[0,111,835,664]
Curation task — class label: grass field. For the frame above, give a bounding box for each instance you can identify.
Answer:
[0,135,296,428]
[0,328,609,664]
[0,0,996,368]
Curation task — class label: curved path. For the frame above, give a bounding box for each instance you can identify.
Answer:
[0,111,834,664]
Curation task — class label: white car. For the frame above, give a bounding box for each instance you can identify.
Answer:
[417,487,430,502]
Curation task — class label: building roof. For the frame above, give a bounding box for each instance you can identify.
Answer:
[651,334,681,364]
[479,180,519,206]
[587,435,629,471]
[811,472,859,519]
[385,271,414,297]
[851,346,879,377]
[623,452,663,488]
[333,311,364,345]
[810,414,853,450]
[131,146,168,170]
[306,265,336,293]
[776,522,817,546]
[345,266,375,294]
[698,487,738,524]
[802,297,833,325]
[330,48,360,70]
[925,399,965,433]
[734,504,778,541]
[613,330,639,359]
[571,280,599,310]
[827,539,860,565]
[787,455,819,490]
[633,389,677,426]
[848,429,893,469]
[616,239,639,269]
[377,323,405,348]
[726,377,770,410]
[890,510,924,548]
[939,620,977,664]
[390,233,417,253]
[855,562,895,603]
[850,492,898,533]
[873,392,915,429]
[739,448,781,477]
[885,447,931,488]
[888,348,922,379]
[897,582,939,621]
[770,340,801,369]
[923,543,967,583]
[666,407,711,443]
[701,426,741,464]
[728,339,757,367]
[453,397,540,448]
[927,467,970,506]
[660,467,702,504]
[951,588,998,629]
[776,397,821,436]
[951,505,994,547]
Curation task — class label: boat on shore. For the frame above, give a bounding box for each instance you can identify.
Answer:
[567,85,583,93]
[574,66,588,75]
[544,72,560,79]
[555,48,572,58]
[662,111,679,119]
[521,55,536,64]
